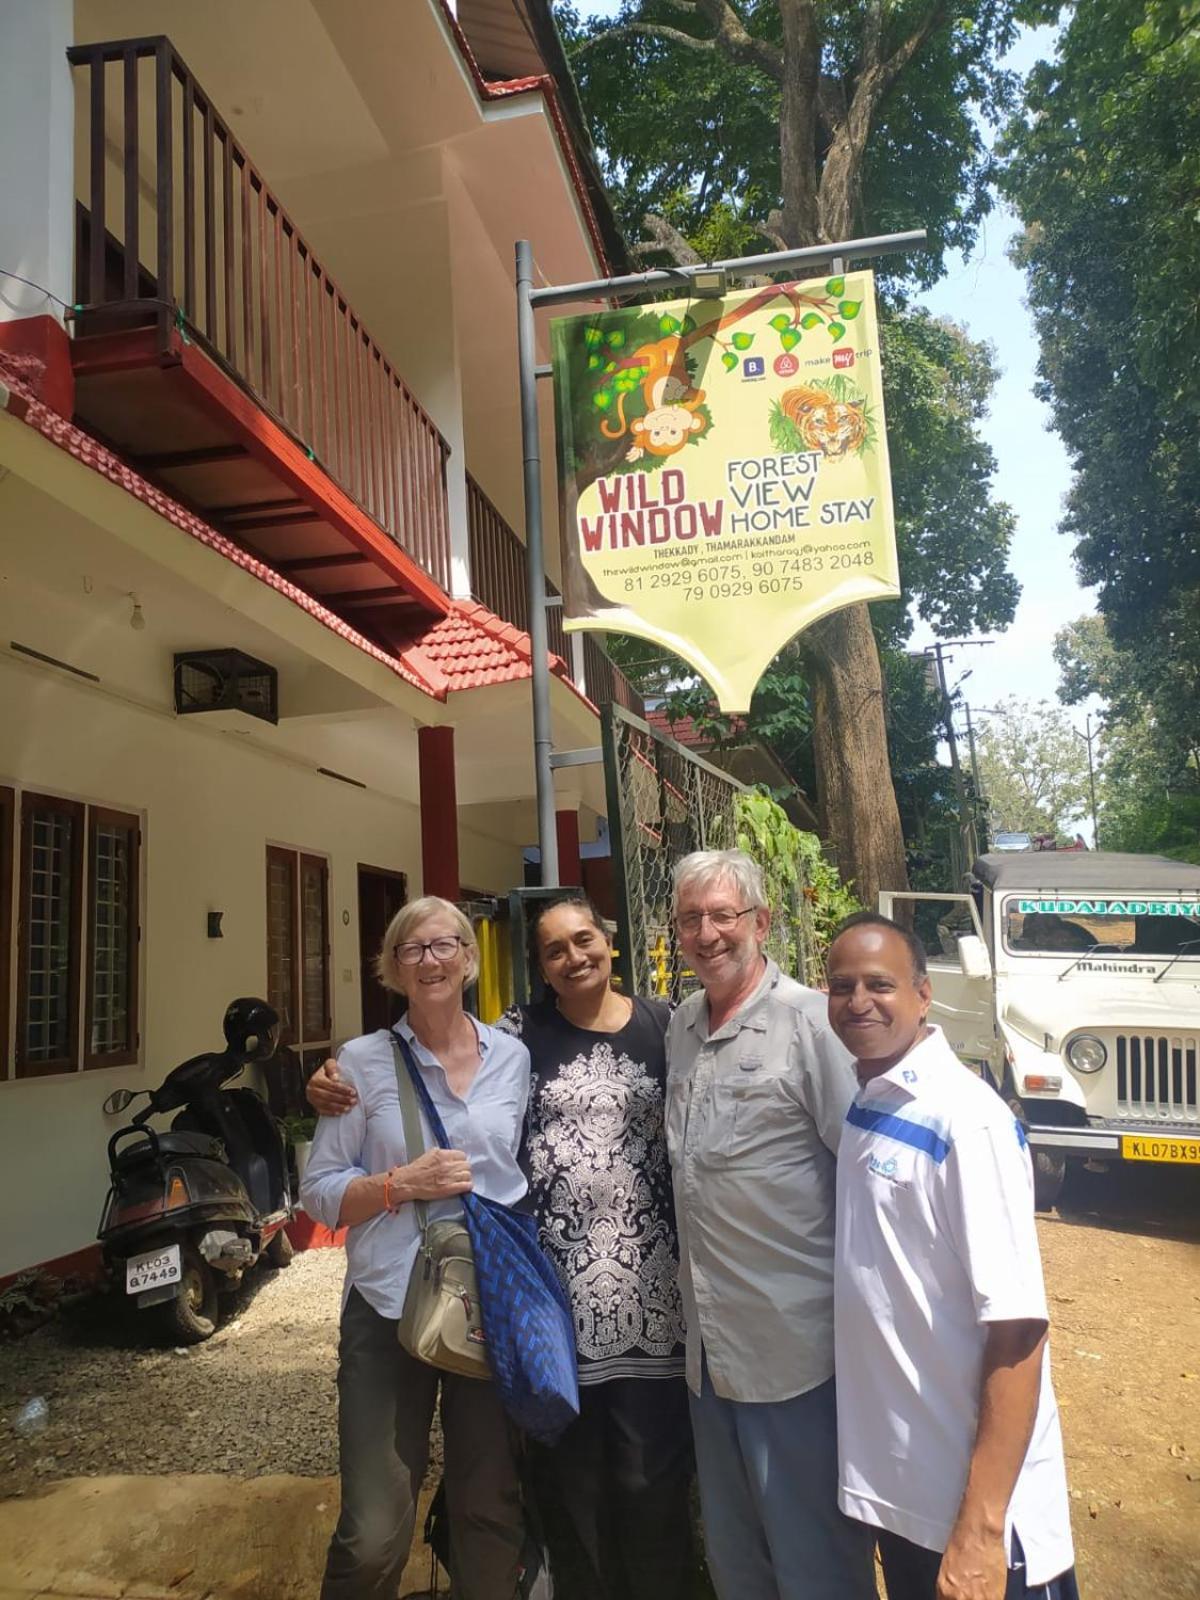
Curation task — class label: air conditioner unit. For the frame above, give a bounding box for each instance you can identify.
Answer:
[173,649,278,725]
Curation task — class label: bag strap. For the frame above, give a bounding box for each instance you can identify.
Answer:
[393,1028,454,1148]
[389,1032,436,1240]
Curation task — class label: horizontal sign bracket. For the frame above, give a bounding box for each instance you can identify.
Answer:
[549,746,603,770]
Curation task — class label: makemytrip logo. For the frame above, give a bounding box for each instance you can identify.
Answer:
[832,348,855,370]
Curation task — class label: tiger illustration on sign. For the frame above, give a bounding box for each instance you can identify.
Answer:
[779,385,868,459]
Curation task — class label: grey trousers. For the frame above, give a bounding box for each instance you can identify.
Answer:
[689,1359,876,1600]
[320,1287,524,1600]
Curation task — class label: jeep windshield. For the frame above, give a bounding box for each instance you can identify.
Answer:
[1003,895,1200,962]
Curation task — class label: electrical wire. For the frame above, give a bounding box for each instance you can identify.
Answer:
[0,267,80,314]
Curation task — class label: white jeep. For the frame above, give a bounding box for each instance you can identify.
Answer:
[881,851,1200,1206]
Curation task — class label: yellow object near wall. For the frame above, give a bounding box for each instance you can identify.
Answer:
[474,913,513,1023]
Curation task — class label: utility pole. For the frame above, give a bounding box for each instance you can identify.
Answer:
[923,640,993,881]
[961,701,987,850]
[1075,714,1101,849]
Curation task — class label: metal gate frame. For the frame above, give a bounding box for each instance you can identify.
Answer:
[602,701,817,1002]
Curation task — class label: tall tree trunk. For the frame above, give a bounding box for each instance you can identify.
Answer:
[803,606,908,906]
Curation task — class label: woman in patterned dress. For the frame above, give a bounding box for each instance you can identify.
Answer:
[307,893,693,1599]
[497,893,693,1600]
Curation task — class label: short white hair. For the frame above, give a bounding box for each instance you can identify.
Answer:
[672,849,767,916]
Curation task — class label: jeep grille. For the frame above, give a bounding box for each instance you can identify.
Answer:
[1114,1035,1200,1124]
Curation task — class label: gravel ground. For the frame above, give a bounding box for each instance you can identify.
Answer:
[2,1172,1197,1600]
[0,1249,347,1492]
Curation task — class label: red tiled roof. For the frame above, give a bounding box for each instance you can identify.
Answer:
[1,353,592,712]
[646,708,748,748]
[0,349,439,698]
[393,599,577,696]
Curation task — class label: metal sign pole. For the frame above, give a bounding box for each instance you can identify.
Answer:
[515,239,559,887]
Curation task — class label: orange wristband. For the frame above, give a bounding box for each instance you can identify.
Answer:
[383,1173,394,1213]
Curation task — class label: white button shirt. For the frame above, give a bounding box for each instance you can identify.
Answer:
[665,959,859,1401]
[300,1017,531,1319]
[835,1026,1074,1586]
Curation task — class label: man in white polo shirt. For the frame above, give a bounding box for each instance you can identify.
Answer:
[826,911,1079,1600]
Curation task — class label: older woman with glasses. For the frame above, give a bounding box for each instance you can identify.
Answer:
[301,895,530,1600]
[309,891,693,1600]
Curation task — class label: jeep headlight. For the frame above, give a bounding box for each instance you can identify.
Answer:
[1066,1034,1107,1074]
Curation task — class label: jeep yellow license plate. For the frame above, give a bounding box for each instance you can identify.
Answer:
[1121,1134,1200,1165]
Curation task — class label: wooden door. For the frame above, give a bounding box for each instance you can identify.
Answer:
[357,866,407,1033]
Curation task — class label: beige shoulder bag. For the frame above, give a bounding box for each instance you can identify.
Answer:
[390,1035,490,1379]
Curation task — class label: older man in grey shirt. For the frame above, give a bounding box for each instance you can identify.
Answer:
[666,849,874,1600]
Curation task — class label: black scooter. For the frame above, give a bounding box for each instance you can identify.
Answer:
[98,998,294,1343]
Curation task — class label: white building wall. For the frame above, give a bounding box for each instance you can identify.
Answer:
[0,661,522,1277]
[0,0,74,323]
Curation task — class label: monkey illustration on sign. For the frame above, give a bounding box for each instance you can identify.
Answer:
[600,336,709,462]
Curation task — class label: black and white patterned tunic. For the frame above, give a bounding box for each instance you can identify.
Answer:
[497,998,686,1385]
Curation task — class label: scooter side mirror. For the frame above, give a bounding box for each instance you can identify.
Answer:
[103,1088,137,1115]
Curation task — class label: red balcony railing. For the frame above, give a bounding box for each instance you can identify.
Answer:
[466,476,644,716]
[67,36,452,592]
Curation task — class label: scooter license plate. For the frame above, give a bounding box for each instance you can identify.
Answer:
[125,1244,181,1294]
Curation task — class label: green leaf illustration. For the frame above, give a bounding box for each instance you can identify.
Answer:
[780,329,801,351]
[838,300,862,320]
[800,312,823,330]
[721,351,739,371]
[583,327,604,348]
[659,314,681,336]
[827,321,846,340]
[593,389,614,410]
[826,276,846,297]
[588,353,603,370]
[606,329,626,349]
[604,361,618,372]
[769,314,792,332]
[731,331,755,351]
[681,314,697,334]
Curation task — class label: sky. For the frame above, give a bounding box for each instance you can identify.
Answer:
[572,9,1098,741]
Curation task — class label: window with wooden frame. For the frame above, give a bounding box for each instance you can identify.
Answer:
[85,808,140,1069]
[3,792,142,1081]
[17,792,85,1077]
[266,846,331,1065]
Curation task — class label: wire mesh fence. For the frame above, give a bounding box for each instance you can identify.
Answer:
[601,704,813,1000]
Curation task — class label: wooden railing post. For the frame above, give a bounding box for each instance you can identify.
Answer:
[68,34,455,595]
[154,40,173,310]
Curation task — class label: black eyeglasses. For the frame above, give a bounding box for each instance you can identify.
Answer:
[676,907,756,935]
[393,936,465,965]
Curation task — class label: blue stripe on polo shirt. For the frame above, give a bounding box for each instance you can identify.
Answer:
[1015,1118,1028,1149]
[845,1102,952,1163]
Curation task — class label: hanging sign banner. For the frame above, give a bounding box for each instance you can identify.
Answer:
[552,270,900,711]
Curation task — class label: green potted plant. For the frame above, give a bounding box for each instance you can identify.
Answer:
[282,1113,318,1198]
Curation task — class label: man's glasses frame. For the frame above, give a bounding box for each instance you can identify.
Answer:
[393,935,466,965]
[675,906,757,936]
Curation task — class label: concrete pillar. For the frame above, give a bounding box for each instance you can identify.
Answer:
[418,725,460,900]
[0,0,74,321]
[555,809,582,887]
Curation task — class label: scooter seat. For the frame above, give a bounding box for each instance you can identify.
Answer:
[115,1130,225,1167]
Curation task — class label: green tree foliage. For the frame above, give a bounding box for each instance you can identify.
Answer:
[1002,1,1200,671]
[975,697,1091,837]
[557,2,1023,901]
[732,790,859,982]
[559,1,1017,285]
[1054,612,1200,856]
